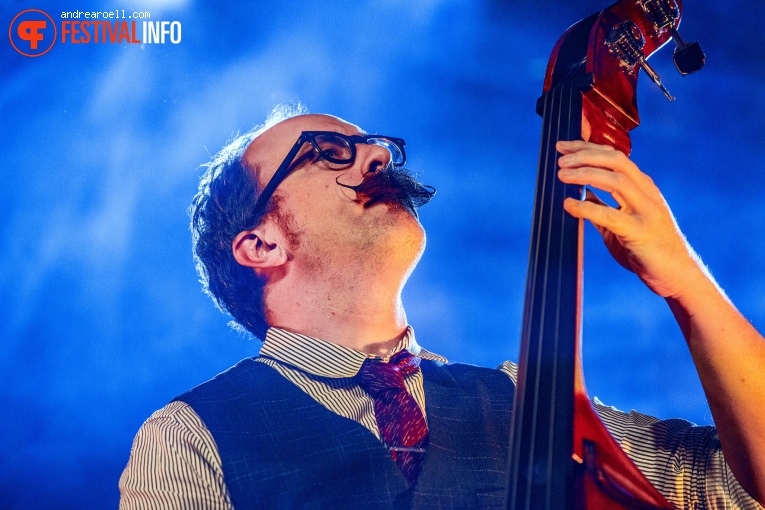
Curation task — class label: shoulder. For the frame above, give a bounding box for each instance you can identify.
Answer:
[496,360,519,384]
[127,401,218,457]
[591,398,720,453]
[124,401,223,472]
[119,401,232,509]
[591,400,765,509]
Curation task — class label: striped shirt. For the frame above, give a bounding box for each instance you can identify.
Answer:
[119,327,763,510]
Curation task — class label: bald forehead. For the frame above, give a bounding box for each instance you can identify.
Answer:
[243,114,363,180]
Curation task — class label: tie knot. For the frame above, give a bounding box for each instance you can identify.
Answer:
[357,351,421,396]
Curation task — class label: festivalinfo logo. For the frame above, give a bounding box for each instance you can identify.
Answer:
[9,8,182,57]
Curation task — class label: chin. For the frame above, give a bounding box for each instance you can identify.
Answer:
[387,210,427,267]
[358,201,427,264]
[379,201,423,229]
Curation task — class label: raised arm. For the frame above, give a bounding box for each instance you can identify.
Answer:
[555,139,765,503]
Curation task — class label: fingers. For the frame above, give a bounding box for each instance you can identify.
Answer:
[555,142,700,299]
[558,165,645,211]
[556,140,655,191]
[556,140,661,213]
[556,140,615,154]
[562,197,635,238]
[555,139,666,231]
[581,189,610,239]
[557,142,632,173]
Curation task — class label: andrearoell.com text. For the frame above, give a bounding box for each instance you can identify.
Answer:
[60,10,181,44]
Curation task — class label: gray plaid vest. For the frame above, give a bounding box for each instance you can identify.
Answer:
[175,358,514,509]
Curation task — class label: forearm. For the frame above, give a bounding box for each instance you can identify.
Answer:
[667,269,765,503]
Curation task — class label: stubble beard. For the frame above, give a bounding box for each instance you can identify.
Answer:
[282,163,433,293]
[294,203,426,297]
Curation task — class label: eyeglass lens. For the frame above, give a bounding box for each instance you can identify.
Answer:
[366,137,404,165]
[313,134,354,162]
[312,133,404,166]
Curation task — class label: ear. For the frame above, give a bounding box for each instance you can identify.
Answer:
[232,222,288,270]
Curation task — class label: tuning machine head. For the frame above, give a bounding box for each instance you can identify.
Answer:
[670,28,706,75]
[638,0,706,79]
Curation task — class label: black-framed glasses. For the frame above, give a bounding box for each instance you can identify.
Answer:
[252,131,407,217]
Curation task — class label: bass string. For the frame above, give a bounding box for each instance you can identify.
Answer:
[541,82,559,507]
[511,82,547,509]
[546,81,578,507]
[512,80,549,506]
[547,81,566,507]
[528,82,564,508]
[535,81,577,508]
[528,84,553,508]
[546,81,572,507]
[514,80,576,508]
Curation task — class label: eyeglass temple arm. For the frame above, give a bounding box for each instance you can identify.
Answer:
[251,134,309,215]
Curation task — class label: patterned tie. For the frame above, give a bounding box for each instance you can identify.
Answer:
[357,350,428,484]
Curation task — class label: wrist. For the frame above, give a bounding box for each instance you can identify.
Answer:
[661,244,717,300]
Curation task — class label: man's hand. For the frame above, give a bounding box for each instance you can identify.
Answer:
[556,140,765,503]
[555,139,706,300]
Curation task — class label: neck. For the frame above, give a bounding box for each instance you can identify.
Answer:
[264,263,411,357]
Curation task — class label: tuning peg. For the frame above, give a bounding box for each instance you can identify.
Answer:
[670,28,706,75]
[606,21,676,100]
[637,58,675,100]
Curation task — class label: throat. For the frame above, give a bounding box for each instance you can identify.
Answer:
[265,270,409,355]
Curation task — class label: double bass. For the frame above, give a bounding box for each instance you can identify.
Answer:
[507,0,704,508]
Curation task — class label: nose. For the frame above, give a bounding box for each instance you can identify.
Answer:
[358,141,393,175]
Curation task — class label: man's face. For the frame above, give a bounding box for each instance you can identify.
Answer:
[243,114,427,278]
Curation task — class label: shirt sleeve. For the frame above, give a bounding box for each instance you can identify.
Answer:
[497,360,764,510]
[118,401,233,510]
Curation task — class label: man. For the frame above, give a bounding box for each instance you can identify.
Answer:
[119,105,765,509]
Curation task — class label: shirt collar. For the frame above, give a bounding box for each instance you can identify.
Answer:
[259,326,448,378]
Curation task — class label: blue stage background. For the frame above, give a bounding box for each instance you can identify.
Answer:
[2,1,764,507]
